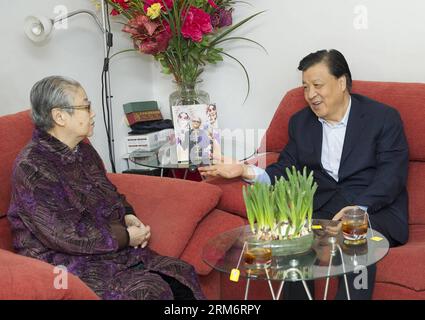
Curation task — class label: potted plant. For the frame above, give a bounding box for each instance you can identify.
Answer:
[243,166,318,256]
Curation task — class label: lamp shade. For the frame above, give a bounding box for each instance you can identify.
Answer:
[24,16,53,42]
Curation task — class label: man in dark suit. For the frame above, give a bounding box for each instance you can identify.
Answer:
[199,49,409,299]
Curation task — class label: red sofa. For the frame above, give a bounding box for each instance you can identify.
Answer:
[0,110,246,300]
[207,81,425,299]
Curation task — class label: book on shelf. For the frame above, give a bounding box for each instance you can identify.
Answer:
[123,101,163,126]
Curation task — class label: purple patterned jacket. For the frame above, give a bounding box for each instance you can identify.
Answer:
[7,129,204,300]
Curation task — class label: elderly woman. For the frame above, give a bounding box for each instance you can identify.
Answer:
[7,76,204,300]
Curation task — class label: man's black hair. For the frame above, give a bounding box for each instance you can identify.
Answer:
[298,49,352,92]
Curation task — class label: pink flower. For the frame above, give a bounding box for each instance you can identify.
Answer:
[122,15,172,55]
[143,0,174,13]
[181,6,213,42]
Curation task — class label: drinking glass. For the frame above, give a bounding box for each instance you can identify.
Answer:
[342,208,368,245]
[243,236,272,269]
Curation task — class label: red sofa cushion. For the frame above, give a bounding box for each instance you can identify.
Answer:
[376,225,425,292]
[107,173,223,258]
[373,283,425,300]
[0,110,33,218]
[0,249,99,300]
[407,162,425,225]
[205,178,248,217]
[180,208,246,275]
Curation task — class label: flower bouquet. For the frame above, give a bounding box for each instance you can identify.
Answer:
[105,0,264,101]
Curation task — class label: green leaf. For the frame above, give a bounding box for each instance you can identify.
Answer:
[221,52,250,104]
[109,49,139,60]
[214,37,268,54]
[209,11,266,47]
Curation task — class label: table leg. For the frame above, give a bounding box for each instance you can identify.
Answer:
[336,244,351,300]
[324,254,334,300]
[183,169,188,180]
[301,279,313,300]
[276,281,285,300]
[244,277,251,300]
[283,268,313,300]
[264,267,276,300]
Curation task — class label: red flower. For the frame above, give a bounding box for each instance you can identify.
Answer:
[181,6,212,42]
[110,0,130,16]
[122,15,172,55]
[143,0,174,13]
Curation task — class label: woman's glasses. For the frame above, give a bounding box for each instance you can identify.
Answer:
[61,101,92,112]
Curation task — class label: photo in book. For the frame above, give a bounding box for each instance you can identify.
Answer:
[171,103,219,164]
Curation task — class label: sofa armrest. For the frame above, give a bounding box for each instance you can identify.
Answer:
[180,209,246,275]
[0,249,98,300]
[107,173,222,258]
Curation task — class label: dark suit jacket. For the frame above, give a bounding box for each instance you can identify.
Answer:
[265,94,409,244]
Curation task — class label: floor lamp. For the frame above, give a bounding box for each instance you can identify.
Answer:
[24,1,116,173]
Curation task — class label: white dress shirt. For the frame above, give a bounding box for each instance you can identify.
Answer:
[319,98,351,181]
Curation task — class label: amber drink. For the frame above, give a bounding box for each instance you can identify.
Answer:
[342,209,368,245]
[244,237,272,269]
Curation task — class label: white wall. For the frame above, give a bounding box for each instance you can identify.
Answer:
[0,0,153,172]
[2,0,425,171]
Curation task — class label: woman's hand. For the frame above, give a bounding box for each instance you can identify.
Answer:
[127,224,151,249]
[125,214,142,227]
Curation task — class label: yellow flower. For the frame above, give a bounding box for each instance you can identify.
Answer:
[147,3,162,20]
[90,0,101,11]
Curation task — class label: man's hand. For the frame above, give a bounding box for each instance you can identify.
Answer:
[125,214,142,227]
[198,151,255,180]
[127,224,151,248]
[326,205,359,236]
[198,162,245,179]
[332,206,360,221]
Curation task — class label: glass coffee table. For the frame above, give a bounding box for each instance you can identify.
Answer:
[129,138,260,179]
[129,147,194,179]
[202,219,389,300]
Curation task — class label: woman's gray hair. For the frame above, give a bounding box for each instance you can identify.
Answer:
[30,76,82,131]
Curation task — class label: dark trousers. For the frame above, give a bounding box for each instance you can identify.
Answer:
[282,191,399,300]
[282,265,377,300]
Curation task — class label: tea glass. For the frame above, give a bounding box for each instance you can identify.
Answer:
[342,208,368,245]
[243,236,272,269]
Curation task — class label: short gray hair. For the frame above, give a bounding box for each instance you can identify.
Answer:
[30,76,82,131]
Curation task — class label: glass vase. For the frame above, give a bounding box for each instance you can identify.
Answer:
[169,80,210,119]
